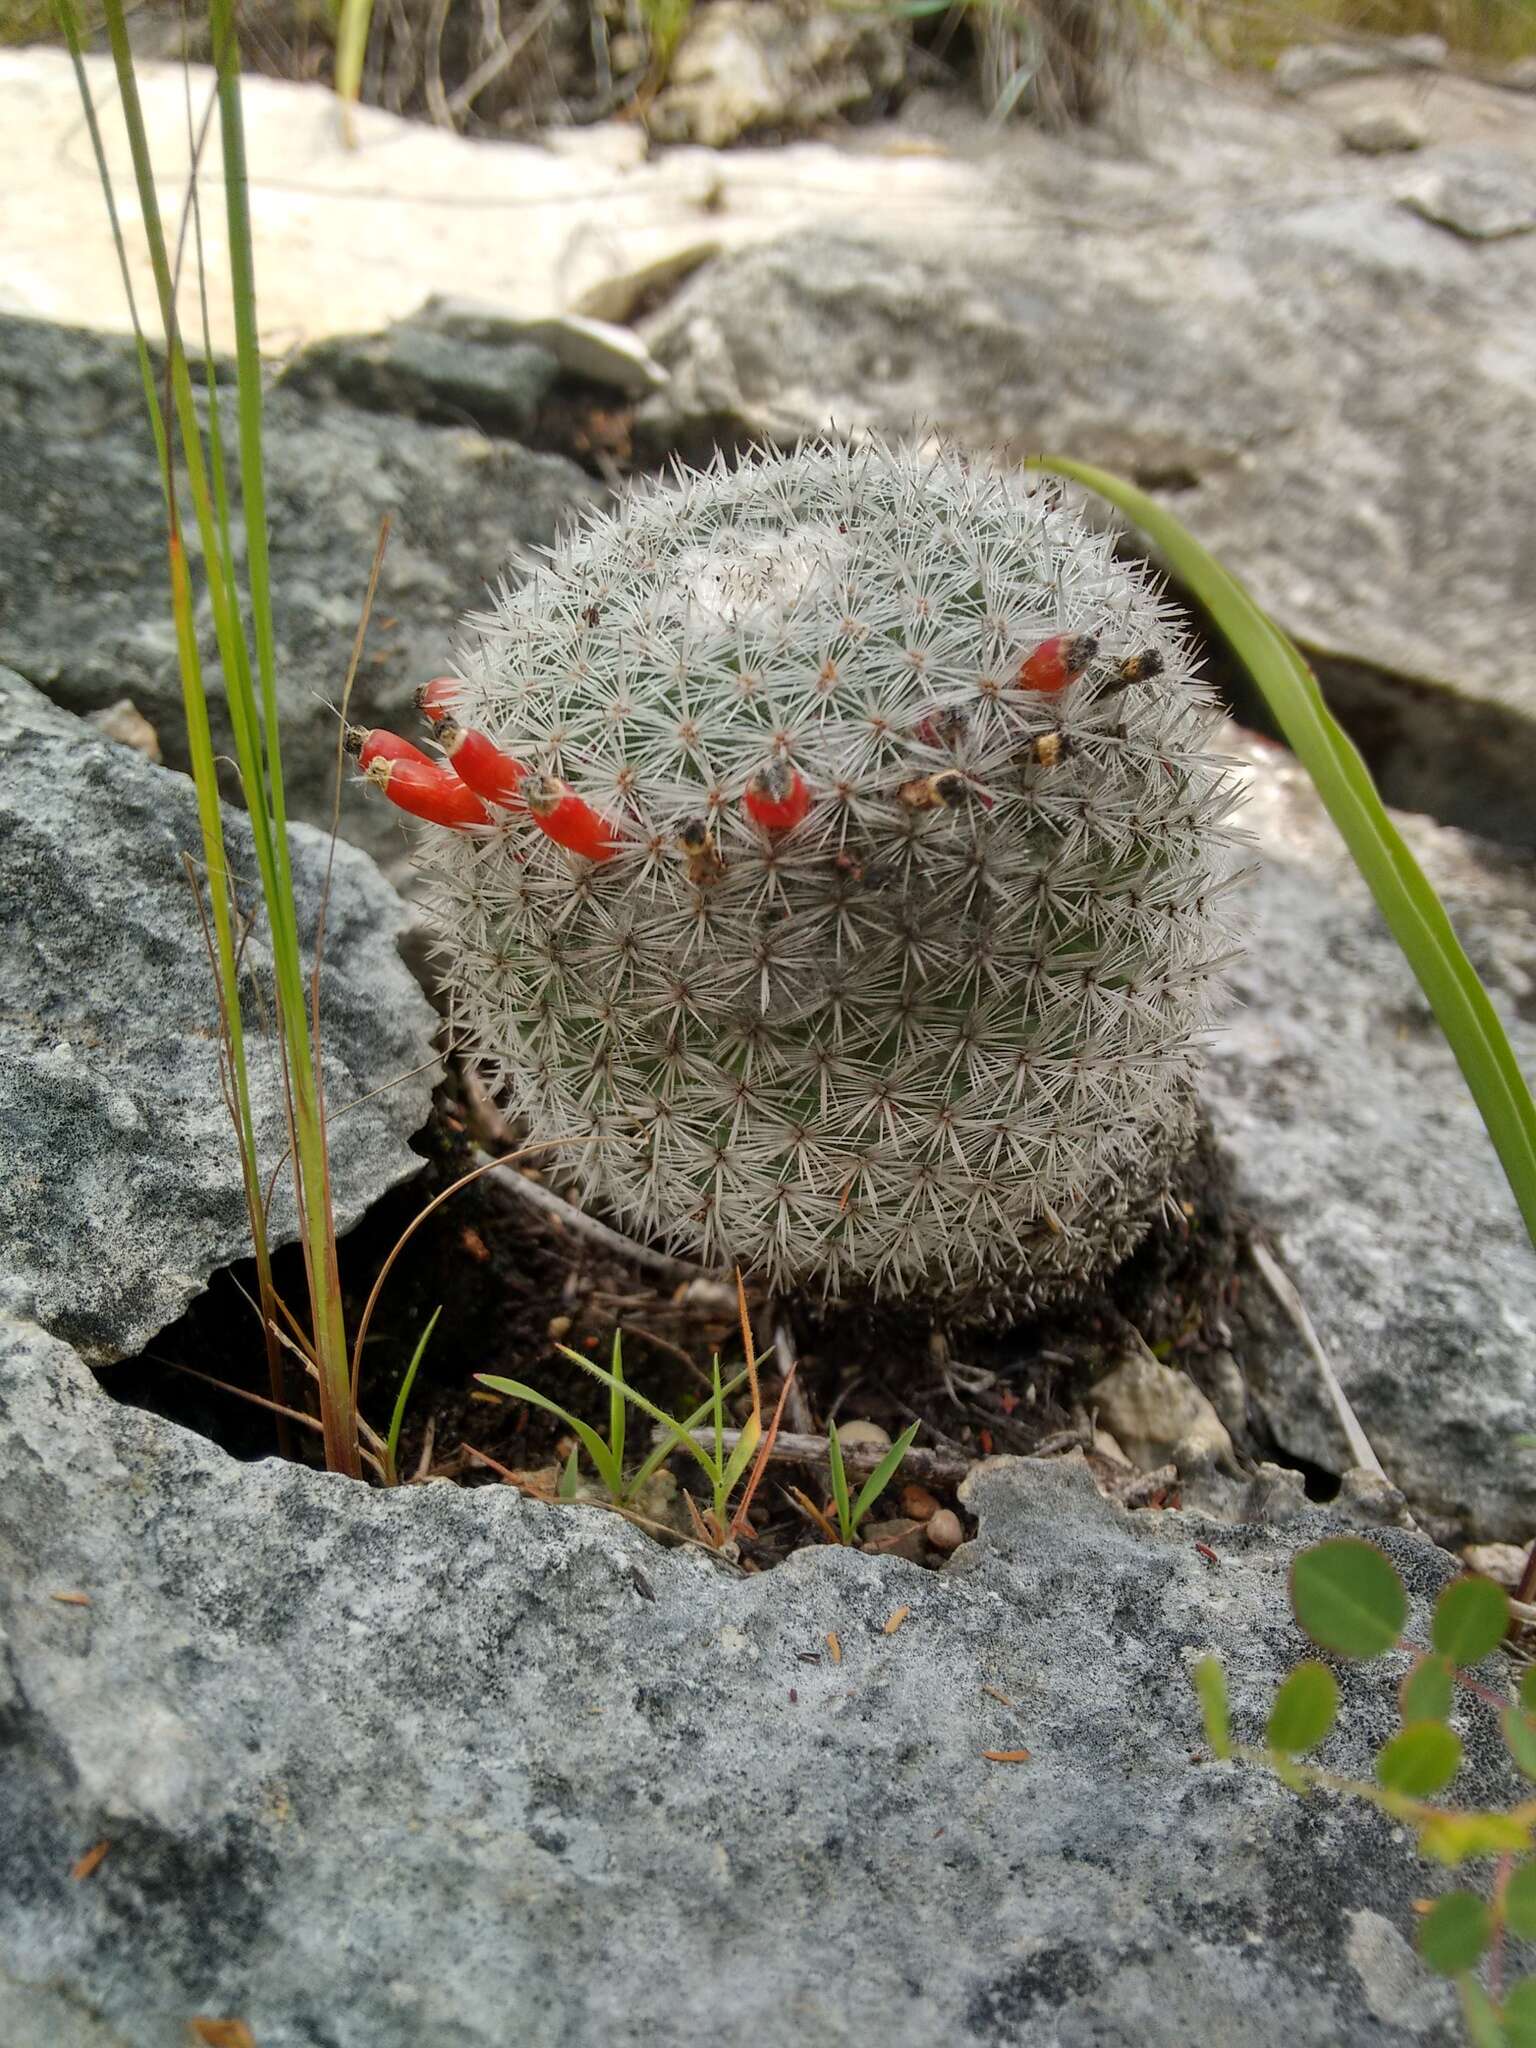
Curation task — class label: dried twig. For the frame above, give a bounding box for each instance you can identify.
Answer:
[481,1152,721,1285]
[685,1426,972,1490]
[1249,1238,1387,1481]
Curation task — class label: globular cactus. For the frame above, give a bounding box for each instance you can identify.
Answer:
[412,438,1248,1313]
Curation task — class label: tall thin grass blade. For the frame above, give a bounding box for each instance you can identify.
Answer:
[1037,457,1536,1252]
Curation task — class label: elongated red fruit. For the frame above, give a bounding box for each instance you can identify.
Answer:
[364,754,492,830]
[437,721,527,810]
[415,675,463,724]
[743,759,811,832]
[1016,632,1098,694]
[526,775,617,862]
[345,726,434,771]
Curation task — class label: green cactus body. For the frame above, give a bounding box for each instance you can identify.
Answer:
[420,440,1249,1311]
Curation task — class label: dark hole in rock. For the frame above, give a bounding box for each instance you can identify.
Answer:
[99,1085,1280,1567]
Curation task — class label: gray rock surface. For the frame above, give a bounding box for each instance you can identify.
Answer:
[1402,152,1536,239]
[0,313,598,874]
[3,1313,1519,2048]
[635,182,1536,845]
[648,0,908,147]
[1215,733,1536,1543]
[0,672,437,1364]
[1342,106,1427,154]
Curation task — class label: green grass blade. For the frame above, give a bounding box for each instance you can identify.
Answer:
[850,1420,922,1533]
[385,1305,441,1485]
[333,0,375,112]
[626,1372,752,1498]
[609,1331,626,1476]
[826,1423,853,1543]
[1038,457,1536,1251]
[475,1376,623,1500]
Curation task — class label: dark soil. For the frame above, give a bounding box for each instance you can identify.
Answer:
[103,1068,1280,1569]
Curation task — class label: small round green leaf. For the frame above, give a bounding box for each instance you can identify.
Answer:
[1266,1661,1339,1755]
[1504,1861,1536,1941]
[1432,1576,1511,1666]
[1417,1891,1492,1976]
[1378,1720,1464,1797]
[1290,1538,1406,1658]
[1400,1654,1455,1725]
[1521,1664,1536,1715]
[1503,1976,1536,2048]
[1506,1708,1536,1782]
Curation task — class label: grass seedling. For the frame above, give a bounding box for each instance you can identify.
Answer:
[827,1420,923,1545]
[383,1306,441,1487]
[477,1337,752,1516]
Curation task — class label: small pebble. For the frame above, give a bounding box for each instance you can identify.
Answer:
[547,1314,573,1340]
[926,1509,963,1553]
[859,1517,928,1563]
[1464,1542,1529,1591]
[899,1483,941,1523]
[836,1419,892,1454]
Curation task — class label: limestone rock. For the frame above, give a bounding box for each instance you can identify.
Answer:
[0,1317,1506,2046]
[0,313,599,876]
[636,219,1536,846]
[1341,107,1427,154]
[1090,1352,1236,1475]
[0,673,437,1363]
[1402,152,1536,240]
[1210,734,1536,1542]
[1272,35,1445,97]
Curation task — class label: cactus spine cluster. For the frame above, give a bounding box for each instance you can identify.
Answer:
[420,439,1248,1311]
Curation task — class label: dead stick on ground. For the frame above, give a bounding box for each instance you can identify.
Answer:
[772,1314,815,1436]
[684,1426,972,1490]
[479,1152,724,1287]
[1249,1238,1387,1482]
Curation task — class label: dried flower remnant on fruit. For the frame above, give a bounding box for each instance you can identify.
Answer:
[410,438,1248,1309]
[364,754,491,831]
[436,722,528,810]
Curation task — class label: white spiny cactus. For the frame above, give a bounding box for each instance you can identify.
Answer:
[417,439,1249,1311]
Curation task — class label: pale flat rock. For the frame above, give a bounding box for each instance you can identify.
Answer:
[1,1314,1510,2047]
[0,672,437,1364]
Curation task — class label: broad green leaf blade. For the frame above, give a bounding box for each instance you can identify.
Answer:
[826,1423,853,1543]
[722,1411,762,1498]
[1433,1576,1511,1666]
[1522,1664,1536,1715]
[1290,1539,1407,1658]
[1036,458,1536,1253]
[557,1442,580,1501]
[851,1421,923,1534]
[1504,1708,1536,1781]
[474,1375,622,1500]
[1417,1892,1492,1977]
[1192,1657,1232,1760]
[1504,1976,1536,2047]
[1400,1655,1456,1725]
[1503,1861,1536,1940]
[1265,1661,1339,1755]
[1378,1721,1463,1798]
